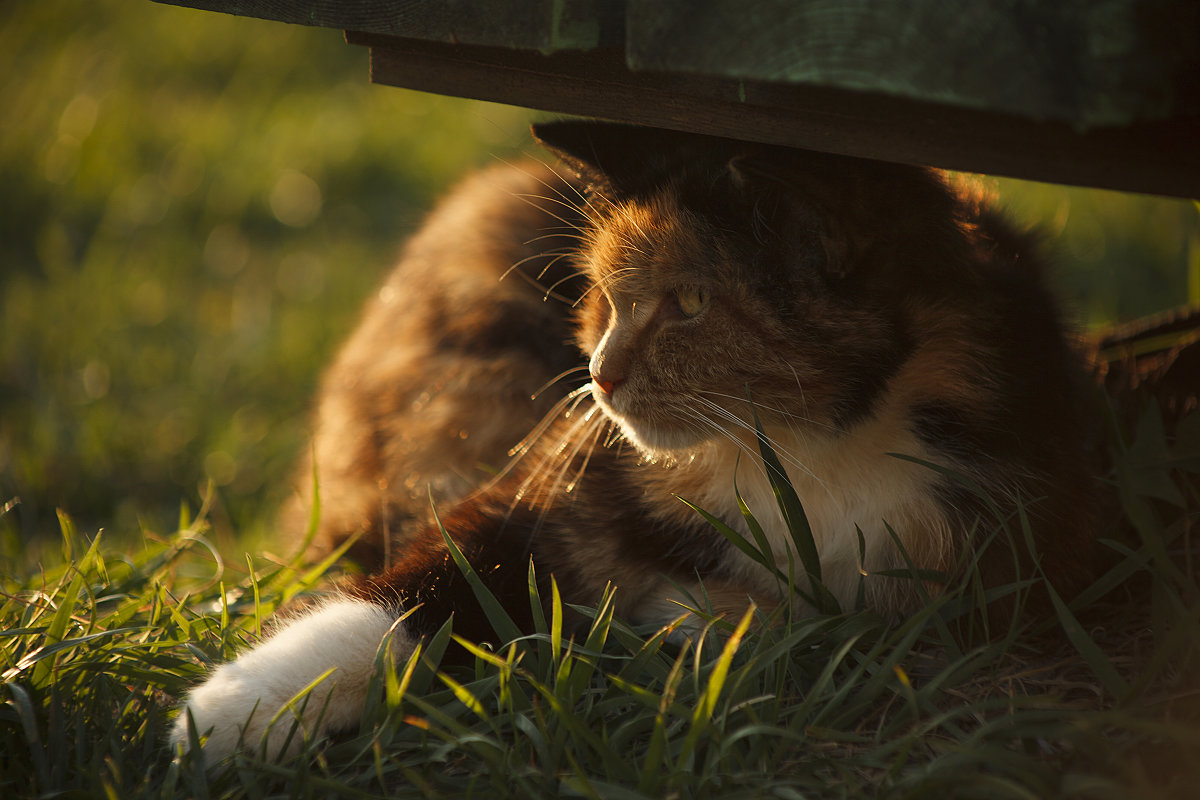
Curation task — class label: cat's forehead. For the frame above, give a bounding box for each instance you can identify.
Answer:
[584,188,726,292]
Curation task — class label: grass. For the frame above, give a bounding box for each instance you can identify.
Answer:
[3,1,1200,797]
[2,398,1197,798]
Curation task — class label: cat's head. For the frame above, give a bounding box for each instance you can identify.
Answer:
[533,121,969,459]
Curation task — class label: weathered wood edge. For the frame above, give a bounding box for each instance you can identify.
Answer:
[351,32,1200,199]
[147,0,622,50]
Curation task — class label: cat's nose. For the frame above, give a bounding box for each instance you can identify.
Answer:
[591,372,624,397]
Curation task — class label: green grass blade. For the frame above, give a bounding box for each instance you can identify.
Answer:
[563,586,616,704]
[749,406,820,582]
[735,483,787,589]
[5,682,50,789]
[550,576,564,669]
[637,642,691,794]
[436,670,491,721]
[431,495,523,646]
[677,496,778,576]
[274,528,364,606]
[1045,579,1129,699]
[747,401,841,614]
[678,606,754,769]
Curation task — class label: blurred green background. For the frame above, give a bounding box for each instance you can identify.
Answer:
[1,0,1197,560]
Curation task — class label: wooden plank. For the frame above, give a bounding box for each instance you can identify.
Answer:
[626,0,1200,128]
[151,0,1200,194]
[153,0,1200,128]
[151,0,623,50]
[352,32,1200,199]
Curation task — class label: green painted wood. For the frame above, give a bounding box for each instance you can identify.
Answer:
[150,0,623,51]
[626,0,1200,128]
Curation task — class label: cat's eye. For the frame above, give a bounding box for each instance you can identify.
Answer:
[676,286,710,318]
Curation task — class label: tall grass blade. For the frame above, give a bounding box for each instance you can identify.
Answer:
[1045,579,1129,699]
[749,403,840,614]
[637,642,691,794]
[678,606,754,769]
[431,497,523,646]
[677,497,777,577]
[6,682,49,789]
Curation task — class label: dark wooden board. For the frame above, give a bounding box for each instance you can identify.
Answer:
[354,33,1199,199]
[150,0,1200,197]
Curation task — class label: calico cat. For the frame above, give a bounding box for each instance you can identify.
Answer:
[171,121,1102,764]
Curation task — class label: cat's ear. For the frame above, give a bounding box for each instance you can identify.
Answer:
[774,159,954,281]
[727,154,864,279]
[532,121,711,196]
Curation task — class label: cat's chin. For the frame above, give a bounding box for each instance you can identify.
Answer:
[598,406,708,460]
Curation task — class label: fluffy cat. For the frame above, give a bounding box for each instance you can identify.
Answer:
[171,121,1102,764]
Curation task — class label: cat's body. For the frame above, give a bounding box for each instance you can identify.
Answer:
[173,122,1102,764]
[281,160,590,571]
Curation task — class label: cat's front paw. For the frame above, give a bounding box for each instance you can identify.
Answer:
[171,598,410,766]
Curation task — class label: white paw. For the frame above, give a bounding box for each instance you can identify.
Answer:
[171,598,411,765]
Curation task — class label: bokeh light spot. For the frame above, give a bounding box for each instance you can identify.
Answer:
[269,169,322,227]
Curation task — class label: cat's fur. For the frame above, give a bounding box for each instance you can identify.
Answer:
[280,160,589,571]
[172,122,1102,764]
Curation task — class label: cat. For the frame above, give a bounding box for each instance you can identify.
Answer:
[170,121,1103,765]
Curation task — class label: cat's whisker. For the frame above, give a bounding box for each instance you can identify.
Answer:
[498,243,581,290]
[531,366,591,401]
[669,411,793,508]
[589,187,652,246]
[487,154,594,225]
[542,264,590,299]
[515,403,603,508]
[523,231,589,247]
[689,396,829,491]
[501,190,588,236]
[694,389,838,433]
[512,191,592,228]
[602,423,625,449]
[535,393,595,460]
[590,266,642,295]
[499,155,605,221]
[545,166,601,215]
[785,364,823,434]
[533,251,577,284]
[675,405,774,484]
[507,384,593,459]
[522,413,610,534]
[562,384,597,421]
[572,280,606,308]
[511,418,586,505]
[624,230,652,257]
[679,408,741,454]
[500,248,563,282]
[564,415,610,493]
[498,257,581,305]
[695,401,810,472]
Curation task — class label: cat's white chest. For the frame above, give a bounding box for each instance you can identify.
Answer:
[666,419,947,609]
